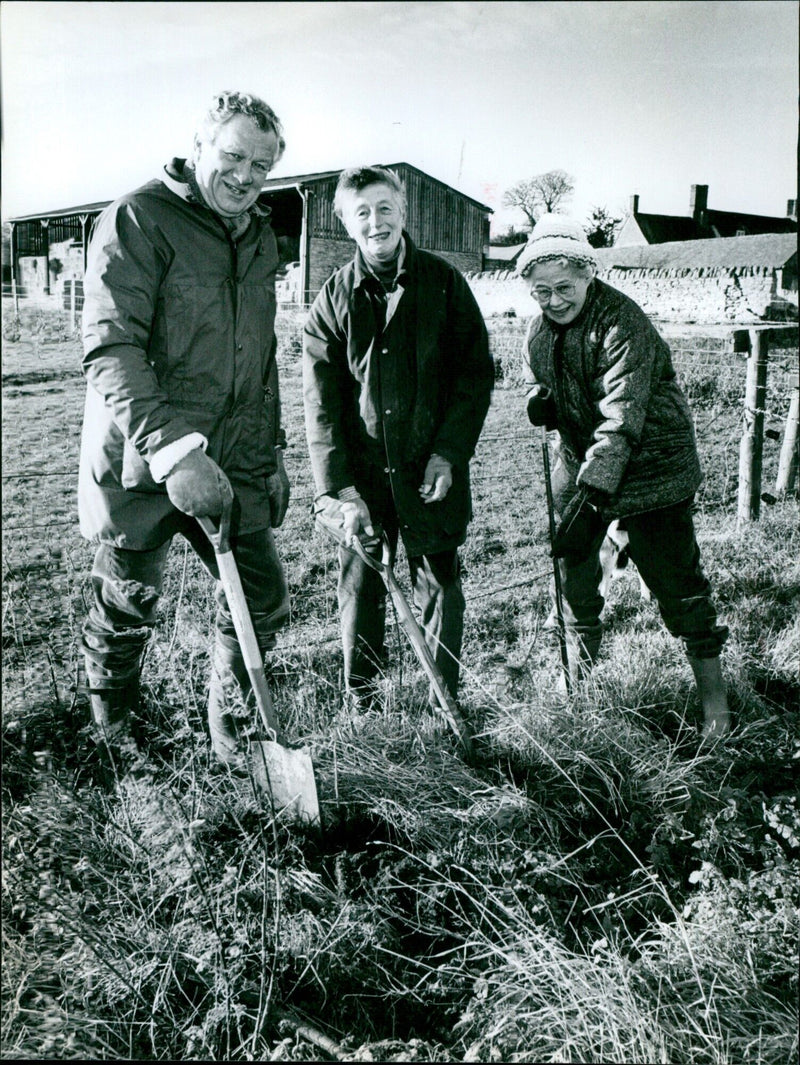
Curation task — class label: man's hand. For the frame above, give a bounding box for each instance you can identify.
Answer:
[526,384,557,429]
[419,454,453,504]
[340,496,374,547]
[267,449,290,528]
[165,448,234,518]
[551,489,606,560]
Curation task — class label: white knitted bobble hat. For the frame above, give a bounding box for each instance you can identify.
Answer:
[516,214,597,278]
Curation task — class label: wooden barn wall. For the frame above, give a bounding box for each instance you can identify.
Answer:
[307,167,485,254]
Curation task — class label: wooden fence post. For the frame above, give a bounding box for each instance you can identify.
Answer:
[775,375,799,497]
[737,328,770,523]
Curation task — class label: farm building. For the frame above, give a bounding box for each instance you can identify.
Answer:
[3,162,491,306]
[464,232,798,324]
[615,184,797,247]
[482,242,527,272]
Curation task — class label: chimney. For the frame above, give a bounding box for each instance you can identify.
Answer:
[787,198,797,220]
[629,194,640,214]
[690,184,709,221]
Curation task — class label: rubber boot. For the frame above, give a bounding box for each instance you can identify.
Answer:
[688,655,731,743]
[88,682,139,745]
[207,642,253,767]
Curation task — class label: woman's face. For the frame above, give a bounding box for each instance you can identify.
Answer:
[528,259,593,325]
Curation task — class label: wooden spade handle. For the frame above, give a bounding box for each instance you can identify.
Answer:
[198,516,284,744]
[351,536,474,759]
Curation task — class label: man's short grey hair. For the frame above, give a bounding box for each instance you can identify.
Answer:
[199,90,285,163]
[333,166,407,219]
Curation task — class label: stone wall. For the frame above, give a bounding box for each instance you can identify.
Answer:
[465,264,798,325]
[307,236,355,300]
[426,249,483,275]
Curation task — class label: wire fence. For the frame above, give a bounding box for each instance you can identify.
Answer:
[3,300,798,718]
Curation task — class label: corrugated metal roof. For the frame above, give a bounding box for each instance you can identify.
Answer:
[8,202,112,222]
[7,161,492,222]
[596,233,797,271]
[261,160,492,212]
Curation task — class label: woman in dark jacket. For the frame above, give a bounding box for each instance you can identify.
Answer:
[518,214,730,741]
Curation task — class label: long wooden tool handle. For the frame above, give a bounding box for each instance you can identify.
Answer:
[382,562,474,759]
[198,516,283,744]
[541,426,572,697]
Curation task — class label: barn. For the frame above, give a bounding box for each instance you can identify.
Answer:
[5,162,492,306]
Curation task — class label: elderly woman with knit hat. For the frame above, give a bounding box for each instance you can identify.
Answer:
[517,214,730,741]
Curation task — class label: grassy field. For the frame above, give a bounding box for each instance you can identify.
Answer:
[2,304,799,1062]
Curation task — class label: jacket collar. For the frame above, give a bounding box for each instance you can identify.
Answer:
[160,158,272,222]
[354,230,416,290]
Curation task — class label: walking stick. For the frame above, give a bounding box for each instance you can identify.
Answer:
[540,426,572,697]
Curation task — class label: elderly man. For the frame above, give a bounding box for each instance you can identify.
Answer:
[303,166,493,710]
[78,91,291,763]
[519,214,730,741]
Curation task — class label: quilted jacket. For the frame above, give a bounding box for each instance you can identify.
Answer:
[78,160,283,548]
[524,278,702,518]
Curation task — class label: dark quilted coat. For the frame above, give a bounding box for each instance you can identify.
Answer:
[78,161,283,549]
[524,278,702,518]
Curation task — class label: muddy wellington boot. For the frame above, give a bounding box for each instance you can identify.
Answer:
[207,643,254,768]
[88,683,139,746]
[688,655,731,743]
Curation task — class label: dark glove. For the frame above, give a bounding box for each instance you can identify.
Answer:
[551,489,606,560]
[526,384,557,429]
[267,449,290,528]
[165,448,234,518]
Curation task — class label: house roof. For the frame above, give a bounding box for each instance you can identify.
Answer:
[702,209,797,238]
[623,209,796,245]
[630,214,698,244]
[595,232,797,271]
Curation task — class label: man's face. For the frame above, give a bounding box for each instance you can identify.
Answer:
[192,114,279,217]
[338,182,406,265]
[528,259,593,325]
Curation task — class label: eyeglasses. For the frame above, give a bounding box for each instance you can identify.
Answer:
[531,282,577,304]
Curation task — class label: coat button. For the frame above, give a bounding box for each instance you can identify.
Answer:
[385,409,391,415]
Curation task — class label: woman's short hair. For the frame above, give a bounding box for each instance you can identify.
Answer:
[333,166,407,218]
[199,91,285,162]
[530,256,596,281]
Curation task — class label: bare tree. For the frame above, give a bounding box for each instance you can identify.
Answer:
[502,170,575,228]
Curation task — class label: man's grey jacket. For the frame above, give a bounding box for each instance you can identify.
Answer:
[79,159,284,549]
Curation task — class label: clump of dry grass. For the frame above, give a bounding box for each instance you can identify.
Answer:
[312,706,530,849]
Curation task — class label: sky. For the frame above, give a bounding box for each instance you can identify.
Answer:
[1,0,797,235]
